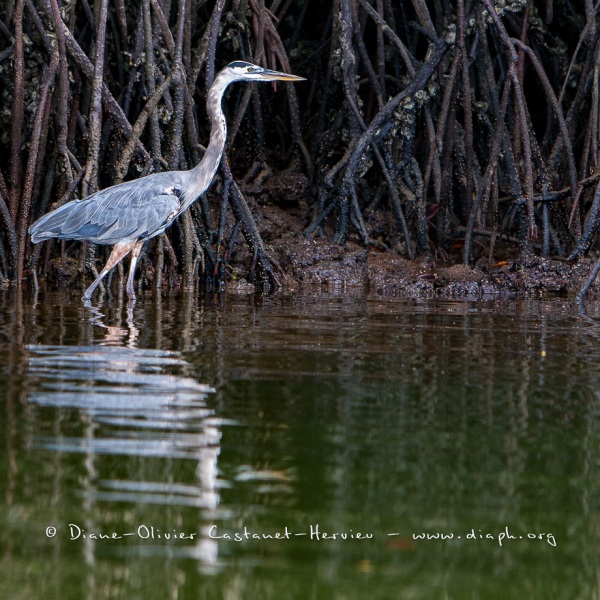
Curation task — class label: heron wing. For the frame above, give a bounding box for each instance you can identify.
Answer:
[30,175,184,245]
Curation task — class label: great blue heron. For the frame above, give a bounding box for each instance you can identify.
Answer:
[29,61,304,300]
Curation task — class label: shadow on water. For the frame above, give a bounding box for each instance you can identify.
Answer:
[1,287,600,598]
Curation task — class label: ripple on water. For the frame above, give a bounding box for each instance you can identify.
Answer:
[26,344,221,510]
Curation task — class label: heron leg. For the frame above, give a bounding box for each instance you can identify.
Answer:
[126,240,145,299]
[83,240,138,300]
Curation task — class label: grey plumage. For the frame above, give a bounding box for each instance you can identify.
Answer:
[29,61,304,300]
[31,173,182,244]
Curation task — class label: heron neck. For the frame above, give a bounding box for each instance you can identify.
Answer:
[181,74,231,210]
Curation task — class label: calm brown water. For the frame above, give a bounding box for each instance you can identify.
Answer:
[0,288,599,599]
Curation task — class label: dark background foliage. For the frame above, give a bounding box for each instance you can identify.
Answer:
[0,0,599,290]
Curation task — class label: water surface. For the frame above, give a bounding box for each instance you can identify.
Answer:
[0,289,598,598]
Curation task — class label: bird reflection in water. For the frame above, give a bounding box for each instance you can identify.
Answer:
[26,301,224,569]
[84,298,140,347]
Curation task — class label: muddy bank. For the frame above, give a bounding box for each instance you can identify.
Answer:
[230,196,599,299]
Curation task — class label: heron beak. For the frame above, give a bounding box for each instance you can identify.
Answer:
[257,68,306,81]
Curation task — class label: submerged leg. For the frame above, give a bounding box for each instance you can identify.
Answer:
[125,240,145,299]
[83,240,138,300]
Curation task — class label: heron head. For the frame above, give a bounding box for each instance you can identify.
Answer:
[224,61,305,83]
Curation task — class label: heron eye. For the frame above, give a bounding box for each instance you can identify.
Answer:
[247,67,254,73]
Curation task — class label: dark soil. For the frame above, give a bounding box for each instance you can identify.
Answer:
[227,172,600,299]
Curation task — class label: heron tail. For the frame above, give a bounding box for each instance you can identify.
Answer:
[29,201,83,243]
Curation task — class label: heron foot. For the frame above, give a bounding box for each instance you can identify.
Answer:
[82,284,98,301]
